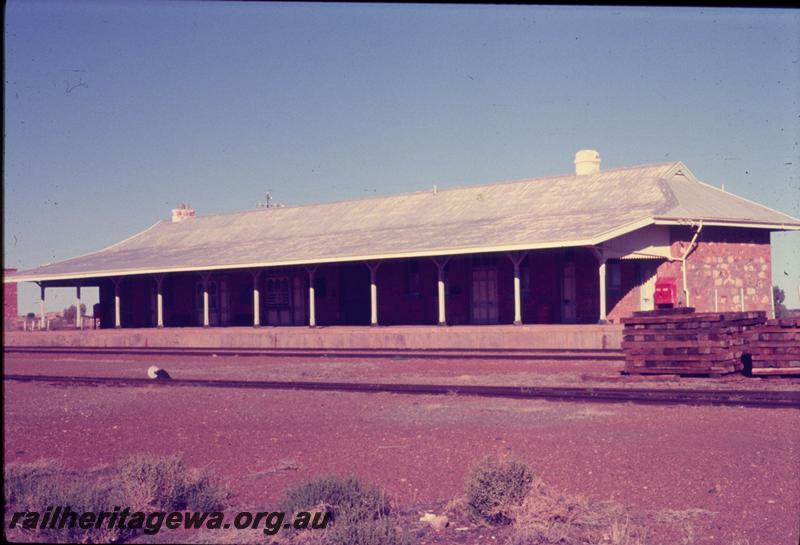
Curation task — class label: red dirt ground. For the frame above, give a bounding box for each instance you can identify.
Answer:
[3,353,800,544]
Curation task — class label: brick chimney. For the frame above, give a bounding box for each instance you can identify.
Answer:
[171,203,195,223]
[574,149,601,175]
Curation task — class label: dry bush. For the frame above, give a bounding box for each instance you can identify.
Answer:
[325,517,415,545]
[4,460,130,543]
[464,456,533,524]
[117,454,226,511]
[4,455,227,544]
[281,476,389,523]
[505,477,647,545]
[278,476,412,545]
[4,459,65,508]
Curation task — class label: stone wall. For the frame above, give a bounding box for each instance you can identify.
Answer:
[663,226,772,314]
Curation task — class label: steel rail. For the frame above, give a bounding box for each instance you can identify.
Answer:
[3,346,624,361]
[5,374,798,409]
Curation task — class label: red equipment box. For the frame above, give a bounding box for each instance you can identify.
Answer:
[654,277,677,308]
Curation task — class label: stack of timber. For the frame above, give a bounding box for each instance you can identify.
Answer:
[621,308,766,376]
[744,317,800,376]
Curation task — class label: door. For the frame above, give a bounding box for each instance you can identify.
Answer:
[219,279,230,325]
[266,276,292,325]
[561,262,576,323]
[639,263,657,311]
[471,267,498,324]
[340,264,370,325]
[292,276,306,325]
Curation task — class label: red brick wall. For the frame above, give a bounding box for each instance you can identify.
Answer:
[4,269,18,329]
[377,259,438,325]
[525,251,562,323]
[606,260,643,323]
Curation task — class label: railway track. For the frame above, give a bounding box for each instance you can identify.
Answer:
[4,345,624,361]
[5,373,799,409]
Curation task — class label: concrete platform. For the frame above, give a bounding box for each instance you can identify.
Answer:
[3,324,622,351]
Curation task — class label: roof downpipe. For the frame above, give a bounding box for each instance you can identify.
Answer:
[680,220,703,307]
[574,149,601,175]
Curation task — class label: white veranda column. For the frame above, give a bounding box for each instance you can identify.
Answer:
[252,271,261,327]
[113,278,122,328]
[201,275,211,327]
[432,257,450,326]
[366,261,381,326]
[76,285,83,329]
[598,256,607,322]
[513,262,522,325]
[39,283,46,330]
[306,266,318,327]
[506,251,528,325]
[155,275,165,328]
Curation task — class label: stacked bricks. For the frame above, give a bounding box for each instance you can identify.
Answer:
[621,308,767,376]
[743,317,800,376]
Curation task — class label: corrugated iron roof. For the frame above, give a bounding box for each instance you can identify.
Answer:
[7,161,800,282]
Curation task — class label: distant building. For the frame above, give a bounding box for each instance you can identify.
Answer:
[4,268,19,330]
[5,151,800,328]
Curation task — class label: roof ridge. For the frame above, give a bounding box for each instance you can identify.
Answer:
[184,161,679,222]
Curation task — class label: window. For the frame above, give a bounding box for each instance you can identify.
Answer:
[405,262,421,296]
[266,277,291,308]
[608,261,622,293]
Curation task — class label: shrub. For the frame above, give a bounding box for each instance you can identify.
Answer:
[278,476,414,545]
[282,476,389,523]
[4,455,227,544]
[116,454,226,511]
[4,459,64,508]
[464,456,533,524]
[5,461,129,544]
[326,517,414,545]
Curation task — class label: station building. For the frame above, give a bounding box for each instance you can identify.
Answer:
[6,151,800,330]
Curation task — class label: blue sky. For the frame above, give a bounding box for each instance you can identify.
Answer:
[5,2,800,314]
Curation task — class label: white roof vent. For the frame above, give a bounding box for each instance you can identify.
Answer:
[574,149,601,175]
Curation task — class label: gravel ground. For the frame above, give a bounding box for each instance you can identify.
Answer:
[3,361,799,545]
